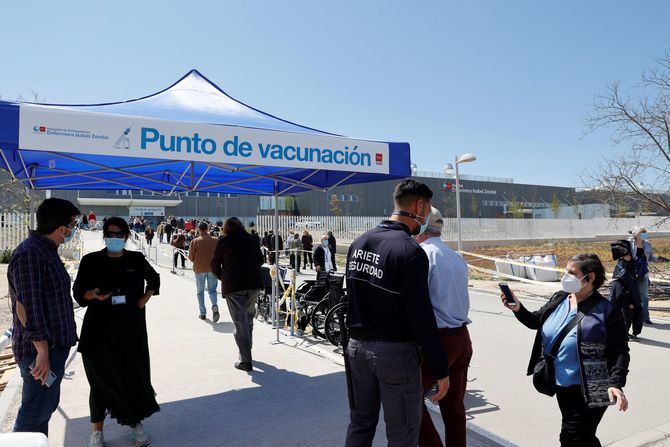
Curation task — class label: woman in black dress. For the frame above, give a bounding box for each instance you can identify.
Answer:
[73,217,160,447]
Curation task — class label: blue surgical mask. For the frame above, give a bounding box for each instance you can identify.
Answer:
[105,238,125,253]
[640,233,649,240]
[415,212,431,235]
[62,226,76,244]
[322,240,329,247]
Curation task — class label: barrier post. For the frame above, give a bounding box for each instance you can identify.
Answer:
[289,266,296,336]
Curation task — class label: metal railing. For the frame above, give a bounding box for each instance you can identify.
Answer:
[256,215,670,245]
[413,170,514,184]
[130,230,159,265]
[0,213,33,250]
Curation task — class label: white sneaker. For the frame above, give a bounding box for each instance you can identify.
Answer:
[88,430,104,447]
[131,422,151,446]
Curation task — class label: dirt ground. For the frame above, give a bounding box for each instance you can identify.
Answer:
[464,237,670,280]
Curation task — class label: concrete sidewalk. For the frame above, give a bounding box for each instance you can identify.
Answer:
[0,230,489,446]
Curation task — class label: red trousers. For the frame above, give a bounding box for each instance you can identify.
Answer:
[419,326,473,447]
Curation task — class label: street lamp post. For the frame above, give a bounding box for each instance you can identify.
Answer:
[447,153,476,253]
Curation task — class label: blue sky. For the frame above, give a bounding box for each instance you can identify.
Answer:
[1,1,668,187]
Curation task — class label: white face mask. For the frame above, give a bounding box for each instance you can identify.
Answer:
[561,272,588,294]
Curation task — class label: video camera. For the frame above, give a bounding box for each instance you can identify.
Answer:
[611,239,632,261]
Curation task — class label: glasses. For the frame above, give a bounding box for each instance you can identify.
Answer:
[105,231,127,238]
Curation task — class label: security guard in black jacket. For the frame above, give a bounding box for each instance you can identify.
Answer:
[344,179,450,447]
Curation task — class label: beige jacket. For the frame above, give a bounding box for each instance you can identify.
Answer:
[188,234,219,273]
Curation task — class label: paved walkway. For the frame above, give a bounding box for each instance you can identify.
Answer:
[0,231,471,446]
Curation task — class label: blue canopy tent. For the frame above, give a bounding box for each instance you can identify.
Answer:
[0,69,411,336]
[0,70,410,196]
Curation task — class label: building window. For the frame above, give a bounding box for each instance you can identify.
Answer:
[260,196,292,211]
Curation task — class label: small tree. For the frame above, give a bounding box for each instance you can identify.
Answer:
[469,194,479,217]
[329,194,342,216]
[550,193,562,218]
[507,196,524,219]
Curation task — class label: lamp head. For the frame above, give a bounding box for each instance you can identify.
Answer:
[457,153,477,164]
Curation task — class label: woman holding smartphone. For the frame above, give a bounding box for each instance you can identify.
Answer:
[501,253,630,447]
[73,217,160,447]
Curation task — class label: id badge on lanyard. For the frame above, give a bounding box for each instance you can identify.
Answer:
[111,295,126,305]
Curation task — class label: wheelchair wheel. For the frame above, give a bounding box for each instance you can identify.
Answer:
[255,292,271,322]
[310,298,331,339]
[324,302,347,347]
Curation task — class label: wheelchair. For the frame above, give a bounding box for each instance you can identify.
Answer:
[308,271,345,339]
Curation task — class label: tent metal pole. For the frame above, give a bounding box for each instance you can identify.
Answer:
[51,152,182,190]
[192,166,211,190]
[0,149,17,181]
[276,170,321,195]
[17,152,35,190]
[26,166,36,229]
[169,165,192,195]
[326,172,358,190]
[26,186,33,230]
[273,178,280,342]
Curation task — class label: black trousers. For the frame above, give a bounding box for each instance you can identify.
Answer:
[303,251,313,268]
[555,386,607,447]
[623,305,643,336]
[289,253,301,272]
[345,339,422,447]
[173,251,185,268]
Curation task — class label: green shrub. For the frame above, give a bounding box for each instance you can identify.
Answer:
[0,249,12,264]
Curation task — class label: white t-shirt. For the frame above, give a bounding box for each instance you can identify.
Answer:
[324,247,334,272]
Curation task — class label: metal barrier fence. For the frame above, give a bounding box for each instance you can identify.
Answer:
[0,213,34,250]
[130,231,159,265]
[255,215,670,245]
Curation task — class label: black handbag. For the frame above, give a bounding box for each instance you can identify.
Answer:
[533,310,585,396]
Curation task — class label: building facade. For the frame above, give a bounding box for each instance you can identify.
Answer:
[50,172,581,225]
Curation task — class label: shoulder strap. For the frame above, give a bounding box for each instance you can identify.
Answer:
[548,295,600,358]
[548,311,584,358]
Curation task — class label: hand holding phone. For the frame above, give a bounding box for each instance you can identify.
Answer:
[499,283,520,312]
[84,288,112,302]
[29,359,57,387]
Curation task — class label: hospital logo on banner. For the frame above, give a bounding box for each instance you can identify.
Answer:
[375,153,383,165]
[32,125,46,134]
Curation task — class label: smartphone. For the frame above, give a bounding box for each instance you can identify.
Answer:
[29,360,58,387]
[499,283,516,305]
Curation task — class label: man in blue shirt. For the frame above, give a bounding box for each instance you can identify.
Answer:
[9,198,80,436]
[414,207,472,447]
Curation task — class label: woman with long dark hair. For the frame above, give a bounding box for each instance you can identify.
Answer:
[502,253,630,446]
[73,217,160,447]
[211,217,263,372]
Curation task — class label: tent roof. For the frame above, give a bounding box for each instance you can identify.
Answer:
[0,70,410,196]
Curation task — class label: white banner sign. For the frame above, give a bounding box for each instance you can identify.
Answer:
[129,206,165,217]
[18,105,390,174]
